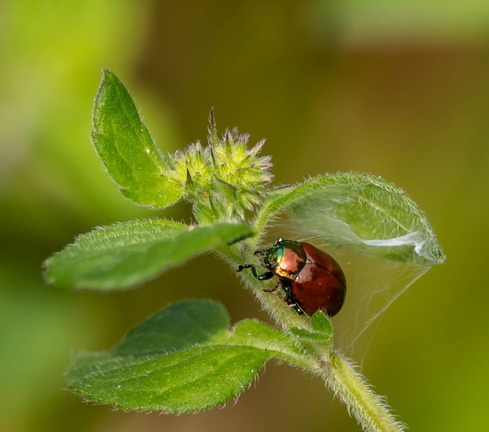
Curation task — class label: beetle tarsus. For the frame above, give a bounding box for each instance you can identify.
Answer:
[263,281,280,293]
[236,264,249,272]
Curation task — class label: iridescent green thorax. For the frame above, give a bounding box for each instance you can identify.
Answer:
[266,238,306,280]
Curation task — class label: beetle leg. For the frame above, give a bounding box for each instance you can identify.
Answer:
[279,281,293,301]
[263,280,280,293]
[279,281,304,315]
[237,263,255,274]
[264,280,304,314]
[288,303,304,315]
[237,264,274,281]
[257,271,275,280]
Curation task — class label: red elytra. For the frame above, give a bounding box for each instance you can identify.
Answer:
[291,242,346,317]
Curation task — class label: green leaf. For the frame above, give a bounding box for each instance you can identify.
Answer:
[67,300,311,412]
[311,310,334,335]
[290,327,332,343]
[92,69,182,208]
[257,173,444,265]
[44,220,253,290]
[290,311,333,343]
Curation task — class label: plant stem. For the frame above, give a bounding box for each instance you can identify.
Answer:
[324,351,405,432]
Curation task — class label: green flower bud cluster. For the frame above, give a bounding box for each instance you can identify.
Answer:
[168,113,273,222]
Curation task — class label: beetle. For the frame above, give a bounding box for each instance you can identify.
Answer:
[237,237,346,316]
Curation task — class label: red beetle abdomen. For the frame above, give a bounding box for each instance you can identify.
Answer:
[292,242,346,316]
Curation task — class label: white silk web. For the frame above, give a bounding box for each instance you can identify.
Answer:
[265,209,441,360]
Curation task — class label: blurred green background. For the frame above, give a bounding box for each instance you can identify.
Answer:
[1,1,488,431]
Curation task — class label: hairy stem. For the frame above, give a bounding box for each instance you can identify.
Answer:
[325,351,405,432]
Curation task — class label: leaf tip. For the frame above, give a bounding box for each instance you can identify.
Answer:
[41,268,53,285]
